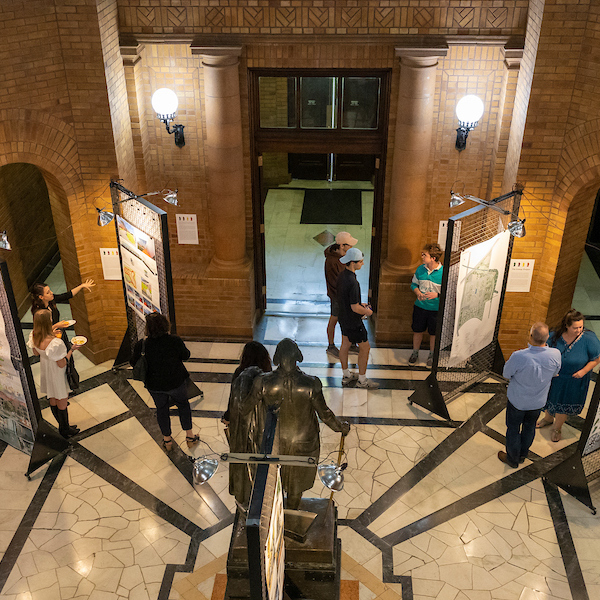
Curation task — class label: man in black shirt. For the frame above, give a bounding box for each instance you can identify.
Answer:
[337,248,379,389]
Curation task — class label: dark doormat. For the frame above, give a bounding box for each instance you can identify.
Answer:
[300,189,362,225]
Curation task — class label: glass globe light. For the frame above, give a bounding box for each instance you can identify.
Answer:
[456,95,484,126]
[151,88,179,121]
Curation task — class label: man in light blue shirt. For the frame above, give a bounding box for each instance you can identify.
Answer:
[499,322,561,468]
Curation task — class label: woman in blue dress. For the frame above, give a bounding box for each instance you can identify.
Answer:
[537,309,600,441]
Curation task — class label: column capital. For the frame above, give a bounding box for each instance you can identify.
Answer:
[191,46,243,67]
[395,46,448,67]
[120,43,145,66]
[503,47,523,70]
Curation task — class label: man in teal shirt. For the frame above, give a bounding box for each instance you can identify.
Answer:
[409,243,443,367]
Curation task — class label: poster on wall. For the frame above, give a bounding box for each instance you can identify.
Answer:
[176,214,199,245]
[506,259,535,293]
[100,248,122,281]
[448,230,511,367]
[117,216,161,319]
[0,300,34,454]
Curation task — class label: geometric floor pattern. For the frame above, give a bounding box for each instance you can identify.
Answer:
[1,332,599,599]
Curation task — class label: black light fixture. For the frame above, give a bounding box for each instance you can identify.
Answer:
[455,95,484,151]
[151,88,185,148]
[449,186,528,238]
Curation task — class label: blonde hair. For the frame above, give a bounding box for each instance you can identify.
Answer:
[33,310,54,347]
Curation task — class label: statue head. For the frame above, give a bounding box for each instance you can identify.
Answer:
[273,338,303,371]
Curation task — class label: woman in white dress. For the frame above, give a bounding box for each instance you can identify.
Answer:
[29,310,80,437]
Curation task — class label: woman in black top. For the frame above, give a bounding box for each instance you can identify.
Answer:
[131,312,199,451]
[30,279,96,337]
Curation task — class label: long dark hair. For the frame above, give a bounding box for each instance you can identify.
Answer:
[235,341,272,376]
[145,312,170,338]
[30,282,53,316]
[553,309,585,342]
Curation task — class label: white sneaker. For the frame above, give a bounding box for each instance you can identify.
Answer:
[356,378,379,389]
[342,372,359,386]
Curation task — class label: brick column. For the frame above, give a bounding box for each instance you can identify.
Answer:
[192,46,247,270]
[384,48,447,274]
[120,43,147,193]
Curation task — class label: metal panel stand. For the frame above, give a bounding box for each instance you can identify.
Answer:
[25,419,69,479]
[409,373,451,421]
[112,329,134,370]
[544,446,596,514]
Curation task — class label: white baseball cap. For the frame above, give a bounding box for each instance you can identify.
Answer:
[340,247,364,264]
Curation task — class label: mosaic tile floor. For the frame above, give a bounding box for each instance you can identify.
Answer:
[0,336,599,600]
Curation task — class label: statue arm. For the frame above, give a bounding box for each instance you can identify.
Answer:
[240,374,264,416]
[311,378,350,436]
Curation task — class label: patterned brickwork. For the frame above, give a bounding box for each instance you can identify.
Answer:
[117,1,527,37]
[0,1,129,364]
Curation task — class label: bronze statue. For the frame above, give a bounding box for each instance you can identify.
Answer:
[245,338,350,509]
[227,366,266,508]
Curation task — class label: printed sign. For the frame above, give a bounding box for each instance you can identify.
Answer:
[176,214,199,245]
[100,248,122,281]
[506,259,535,293]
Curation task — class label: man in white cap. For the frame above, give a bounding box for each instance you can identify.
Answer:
[337,247,379,389]
[324,231,359,358]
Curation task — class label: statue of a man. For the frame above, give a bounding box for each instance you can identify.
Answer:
[246,338,350,509]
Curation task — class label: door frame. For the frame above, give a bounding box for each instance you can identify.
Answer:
[248,68,391,313]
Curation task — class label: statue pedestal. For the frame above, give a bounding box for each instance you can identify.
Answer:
[226,498,341,599]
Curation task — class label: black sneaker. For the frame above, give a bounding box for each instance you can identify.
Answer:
[408,350,419,365]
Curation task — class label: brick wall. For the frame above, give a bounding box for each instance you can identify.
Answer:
[499,0,600,356]
[0,1,130,363]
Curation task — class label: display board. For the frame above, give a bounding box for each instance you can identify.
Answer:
[246,409,284,600]
[409,189,521,420]
[110,182,177,366]
[265,469,285,600]
[449,230,511,367]
[117,216,161,319]
[0,261,39,454]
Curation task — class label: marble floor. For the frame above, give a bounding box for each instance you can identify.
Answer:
[264,179,373,313]
[2,251,600,599]
[0,331,599,600]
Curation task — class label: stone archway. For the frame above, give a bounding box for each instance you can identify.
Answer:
[545,121,600,327]
[0,109,109,362]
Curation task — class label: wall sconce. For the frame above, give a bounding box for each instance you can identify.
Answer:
[151,88,185,148]
[455,95,484,151]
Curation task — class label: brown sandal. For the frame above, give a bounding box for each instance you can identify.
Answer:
[536,418,554,429]
[551,429,562,442]
[162,439,173,451]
